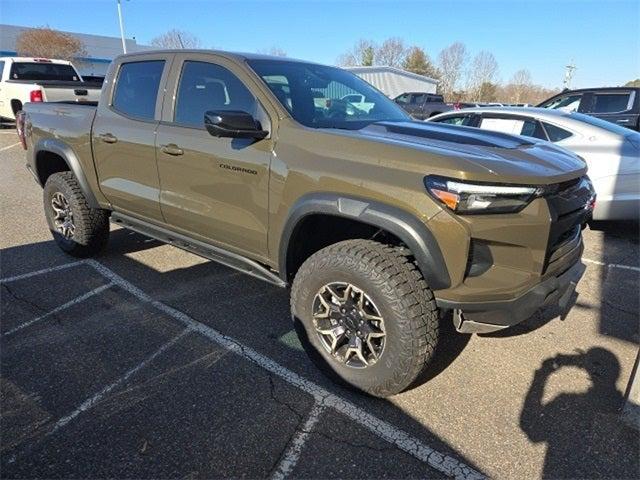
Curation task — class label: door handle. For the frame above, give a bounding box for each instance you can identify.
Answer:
[161,144,184,156]
[98,133,117,144]
[616,119,630,124]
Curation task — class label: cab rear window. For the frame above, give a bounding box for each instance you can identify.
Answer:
[9,62,79,81]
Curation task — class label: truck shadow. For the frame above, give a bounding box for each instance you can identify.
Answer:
[1,233,486,479]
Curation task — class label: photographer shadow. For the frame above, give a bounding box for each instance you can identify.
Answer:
[520,347,638,478]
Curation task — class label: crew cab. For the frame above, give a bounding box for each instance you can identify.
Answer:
[19,50,594,396]
[393,92,453,119]
[538,87,640,131]
[0,57,101,121]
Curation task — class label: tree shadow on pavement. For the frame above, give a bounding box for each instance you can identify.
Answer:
[520,347,639,479]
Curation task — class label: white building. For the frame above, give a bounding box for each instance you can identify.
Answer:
[0,24,150,77]
[345,66,438,98]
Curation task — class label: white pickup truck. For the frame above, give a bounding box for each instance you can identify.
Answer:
[0,57,102,122]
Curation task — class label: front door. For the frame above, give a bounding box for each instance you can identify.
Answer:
[155,54,272,257]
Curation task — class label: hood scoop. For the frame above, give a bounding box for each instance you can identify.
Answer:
[362,121,535,150]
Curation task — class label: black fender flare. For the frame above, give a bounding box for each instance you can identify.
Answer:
[34,138,100,209]
[279,193,451,290]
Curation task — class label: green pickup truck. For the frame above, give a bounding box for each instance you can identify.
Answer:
[18,50,594,396]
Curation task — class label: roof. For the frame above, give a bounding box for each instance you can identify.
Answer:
[113,49,319,65]
[0,56,72,64]
[343,65,438,84]
[550,86,640,94]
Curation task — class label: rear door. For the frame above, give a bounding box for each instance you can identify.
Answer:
[92,54,173,222]
[155,53,273,257]
[582,90,638,130]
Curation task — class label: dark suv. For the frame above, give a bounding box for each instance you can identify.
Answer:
[538,87,640,131]
[394,92,452,120]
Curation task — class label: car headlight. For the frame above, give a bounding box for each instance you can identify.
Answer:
[424,175,542,214]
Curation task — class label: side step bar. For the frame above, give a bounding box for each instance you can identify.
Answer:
[110,212,287,288]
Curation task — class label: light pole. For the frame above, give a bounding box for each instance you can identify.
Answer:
[117,0,127,53]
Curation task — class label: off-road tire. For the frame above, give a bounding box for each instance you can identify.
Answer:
[291,239,439,397]
[43,172,110,257]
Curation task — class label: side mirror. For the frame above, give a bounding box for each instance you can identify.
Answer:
[204,110,268,139]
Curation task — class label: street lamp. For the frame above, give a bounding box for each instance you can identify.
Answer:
[117,0,127,53]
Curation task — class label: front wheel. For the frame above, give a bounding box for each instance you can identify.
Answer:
[291,239,439,397]
[43,172,110,257]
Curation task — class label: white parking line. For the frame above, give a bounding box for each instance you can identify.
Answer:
[3,283,113,337]
[2,259,485,479]
[0,261,86,283]
[87,260,485,480]
[583,257,640,273]
[0,142,20,152]
[6,328,191,465]
[51,328,190,433]
[271,401,325,480]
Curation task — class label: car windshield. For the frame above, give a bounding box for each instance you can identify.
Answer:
[569,112,639,137]
[247,59,409,129]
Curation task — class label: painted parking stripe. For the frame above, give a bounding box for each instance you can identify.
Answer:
[583,257,640,273]
[6,328,191,465]
[2,283,113,337]
[0,142,20,152]
[0,261,86,283]
[86,260,485,480]
[51,328,190,433]
[271,401,325,480]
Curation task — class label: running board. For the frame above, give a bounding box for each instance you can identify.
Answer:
[110,213,287,288]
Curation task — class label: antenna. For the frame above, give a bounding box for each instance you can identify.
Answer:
[563,60,577,90]
[177,33,185,49]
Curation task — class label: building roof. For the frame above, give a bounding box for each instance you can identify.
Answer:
[344,65,438,84]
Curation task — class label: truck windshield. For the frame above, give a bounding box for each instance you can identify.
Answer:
[247,60,409,129]
[9,62,80,82]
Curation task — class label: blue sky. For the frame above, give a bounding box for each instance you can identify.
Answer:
[2,0,639,88]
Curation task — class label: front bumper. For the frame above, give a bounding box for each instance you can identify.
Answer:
[436,258,586,333]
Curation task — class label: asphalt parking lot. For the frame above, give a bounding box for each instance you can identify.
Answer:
[0,129,638,479]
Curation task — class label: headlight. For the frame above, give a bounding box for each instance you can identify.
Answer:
[424,175,542,214]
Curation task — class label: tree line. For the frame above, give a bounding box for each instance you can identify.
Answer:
[337,38,562,105]
[13,27,635,105]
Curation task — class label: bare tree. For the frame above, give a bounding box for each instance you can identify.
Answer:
[258,47,287,57]
[375,37,407,68]
[437,42,468,99]
[337,39,377,66]
[508,69,533,103]
[151,29,202,49]
[466,51,499,100]
[15,27,86,61]
[402,46,440,79]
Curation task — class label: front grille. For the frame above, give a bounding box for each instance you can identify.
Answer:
[543,176,592,273]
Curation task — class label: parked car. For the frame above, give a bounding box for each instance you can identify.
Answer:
[0,57,102,122]
[19,50,593,396]
[538,87,640,131]
[393,92,453,119]
[428,107,639,220]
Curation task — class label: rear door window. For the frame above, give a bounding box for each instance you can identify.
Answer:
[411,94,426,104]
[591,92,633,113]
[112,60,165,120]
[479,116,547,139]
[542,122,573,142]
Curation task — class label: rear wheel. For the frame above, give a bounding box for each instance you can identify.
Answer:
[43,172,110,257]
[291,239,439,397]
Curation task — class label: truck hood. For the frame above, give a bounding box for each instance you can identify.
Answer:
[349,121,588,184]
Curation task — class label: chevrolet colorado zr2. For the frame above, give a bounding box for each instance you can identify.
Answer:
[17,50,595,396]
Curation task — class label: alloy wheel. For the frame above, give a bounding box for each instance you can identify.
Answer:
[312,282,386,368]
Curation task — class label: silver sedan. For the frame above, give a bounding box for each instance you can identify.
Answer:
[428,107,640,220]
